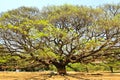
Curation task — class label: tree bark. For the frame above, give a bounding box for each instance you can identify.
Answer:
[55,65,66,75]
[52,59,68,75]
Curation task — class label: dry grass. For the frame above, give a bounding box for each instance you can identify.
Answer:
[0,71,120,80]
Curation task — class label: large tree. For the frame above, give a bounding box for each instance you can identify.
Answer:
[0,4,120,74]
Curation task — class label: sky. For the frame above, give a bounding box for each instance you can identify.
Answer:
[0,0,120,12]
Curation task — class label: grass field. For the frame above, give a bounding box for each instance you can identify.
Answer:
[0,71,120,80]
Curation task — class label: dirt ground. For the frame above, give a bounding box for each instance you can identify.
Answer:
[0,71,120,80]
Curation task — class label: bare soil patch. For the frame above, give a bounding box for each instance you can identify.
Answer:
[0,71,120,80]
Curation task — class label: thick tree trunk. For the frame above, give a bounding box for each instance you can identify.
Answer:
[53,62,67,75]
[52,59,68,75]
[55,65,66,75]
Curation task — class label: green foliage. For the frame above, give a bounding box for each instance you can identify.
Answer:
[66,63,87,72]
[49,64,57,71]
[33,48,57,59]
[29,27,47,39]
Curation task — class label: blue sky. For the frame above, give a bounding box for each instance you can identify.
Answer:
[0,0,120,12]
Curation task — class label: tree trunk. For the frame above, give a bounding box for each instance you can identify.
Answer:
[85,66,89,73]
[54,64,67,75]
[109,66,114,73]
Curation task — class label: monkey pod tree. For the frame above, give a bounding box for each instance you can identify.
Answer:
[0,4,120,74]
[38,4,120,74]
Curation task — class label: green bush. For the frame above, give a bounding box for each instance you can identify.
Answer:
[66,63,87,72]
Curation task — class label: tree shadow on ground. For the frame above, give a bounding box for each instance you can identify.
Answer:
[65,73,89,80]
[25,72,104,80]
[26,73,89,80]
[25,73,57,80]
